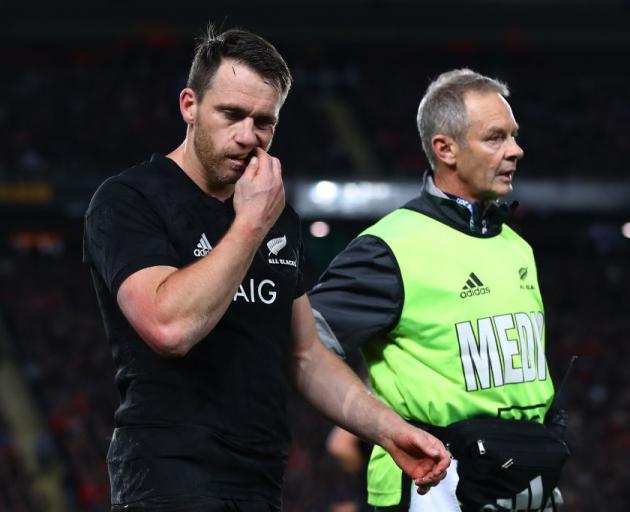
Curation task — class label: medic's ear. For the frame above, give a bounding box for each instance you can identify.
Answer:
[431,134,458,167]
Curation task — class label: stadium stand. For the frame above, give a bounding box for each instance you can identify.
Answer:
[1,40,629,182]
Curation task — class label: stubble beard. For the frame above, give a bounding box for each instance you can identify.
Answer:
[192,123,239,189]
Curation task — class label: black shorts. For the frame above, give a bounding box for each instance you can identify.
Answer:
[111,496,280,512]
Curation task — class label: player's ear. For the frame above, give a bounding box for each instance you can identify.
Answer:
[432,134,458,167]
[179,88,198,125]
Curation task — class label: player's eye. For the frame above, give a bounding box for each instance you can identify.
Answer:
[255,118,275,130]
[224,110,242,121]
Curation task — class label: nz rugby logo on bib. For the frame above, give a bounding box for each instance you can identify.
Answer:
[266,235,297,267]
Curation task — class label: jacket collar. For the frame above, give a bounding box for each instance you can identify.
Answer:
[402,171,518,237]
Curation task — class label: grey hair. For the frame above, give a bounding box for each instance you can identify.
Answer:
[416,68,509,169]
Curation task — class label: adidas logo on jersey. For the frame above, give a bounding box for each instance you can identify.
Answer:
[193,233,212,257]
[460,272,491,298]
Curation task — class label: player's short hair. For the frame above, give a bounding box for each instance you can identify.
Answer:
[417,68,509,169]
[187,25,293,101]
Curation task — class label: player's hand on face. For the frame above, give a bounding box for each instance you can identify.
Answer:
[233,147,285,234]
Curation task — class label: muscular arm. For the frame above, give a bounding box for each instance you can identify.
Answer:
[117,150,284,357]
[290,294,450,485]
[117,221,263,357]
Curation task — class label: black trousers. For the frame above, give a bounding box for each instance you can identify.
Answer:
[111,496,279,512]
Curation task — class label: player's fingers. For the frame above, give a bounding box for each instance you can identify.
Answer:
[271,156,282,178]
[424,456,450,482]
[415,466,445,485]
[430,468,448,483]
[240,147,267,181]
[417,484,431,495]
[434,449,451,472]
[416,431,448,462]
[253,147,272,176]
[413,440,450,485]
[241,155,260,180]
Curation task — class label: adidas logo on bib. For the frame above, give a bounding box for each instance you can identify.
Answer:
[460,272,491,298]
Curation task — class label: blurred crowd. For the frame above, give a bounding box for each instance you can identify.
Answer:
[531,219,630,510]
[0,40,349,183]
[0,413,40,511]
[1,39,628,183]
[0,250,111,511]
[0,212,628,510]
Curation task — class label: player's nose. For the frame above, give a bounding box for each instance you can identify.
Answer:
[234,118,257,147]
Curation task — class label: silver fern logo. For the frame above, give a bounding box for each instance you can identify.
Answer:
[266,235,297,267]
[267,235,287,256]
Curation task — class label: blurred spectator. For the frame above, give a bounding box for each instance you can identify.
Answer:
[0,415,43,510]
[1,40,628,182]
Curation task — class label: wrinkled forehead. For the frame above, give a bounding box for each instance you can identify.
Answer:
[209,58,284,97]
[464,91,518,130]
[204,59,284,113]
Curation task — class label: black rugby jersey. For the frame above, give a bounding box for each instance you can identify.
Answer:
[83,154,305,507]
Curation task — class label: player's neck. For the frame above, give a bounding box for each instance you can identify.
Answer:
[167,141,234,201]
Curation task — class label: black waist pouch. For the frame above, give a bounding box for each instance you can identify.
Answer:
[417,417,570,512]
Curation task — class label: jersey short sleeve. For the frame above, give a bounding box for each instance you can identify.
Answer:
[83,180,180,297]
[308,235,403,356]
